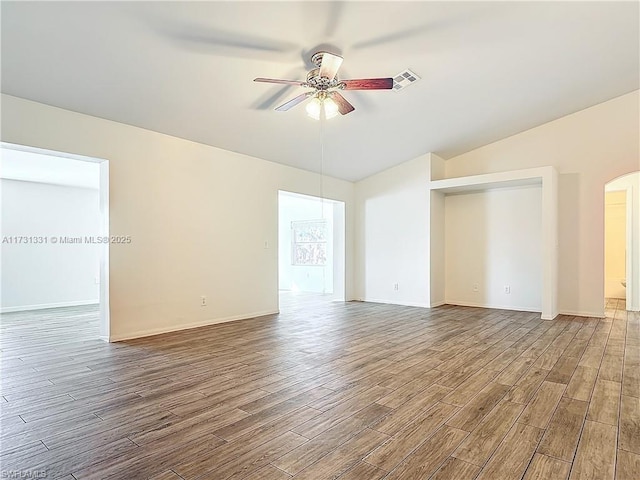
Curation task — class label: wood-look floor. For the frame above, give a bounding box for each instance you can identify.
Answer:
[1,295,638,480]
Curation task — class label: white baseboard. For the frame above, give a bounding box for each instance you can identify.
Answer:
[557,310,605,318]
[109,309,279,342]
[445,299,542,314]
[362,298,431,309]
[1,300,99,313]
[430,301,446,308]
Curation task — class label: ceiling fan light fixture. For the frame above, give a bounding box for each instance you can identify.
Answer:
[306,96,322,120]
[323,97,339,119]
[306,94,339,120]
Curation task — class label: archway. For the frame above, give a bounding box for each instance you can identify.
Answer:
[604,171,639,313]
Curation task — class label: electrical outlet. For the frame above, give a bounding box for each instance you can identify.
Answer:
[263,240,269,249]
[201,296,207,306]
[504,286,511,294]
[393,283,399,291]
[472,284,479,292]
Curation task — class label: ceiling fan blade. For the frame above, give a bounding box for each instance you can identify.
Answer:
[252,67,308,110]
[275,92,313,111]
[341,78,394,90]
[254,78,306,86]
[329,92,355,115]
[351,25,428,51]
[319,52,344,80]
[154,20,301,62]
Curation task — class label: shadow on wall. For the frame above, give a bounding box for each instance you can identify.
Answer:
[445,190,488,305]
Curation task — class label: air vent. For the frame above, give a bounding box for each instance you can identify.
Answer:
[392,69,420,92]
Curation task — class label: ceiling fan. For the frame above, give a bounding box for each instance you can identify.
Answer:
[254,51,393,119]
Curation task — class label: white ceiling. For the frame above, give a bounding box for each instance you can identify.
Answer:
[1,1,638,181]
[1,147,100,189]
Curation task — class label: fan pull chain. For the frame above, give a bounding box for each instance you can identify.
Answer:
[320,111,326,296]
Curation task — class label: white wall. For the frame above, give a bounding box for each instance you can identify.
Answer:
[1,179,101,311]
[355,154,431,307]
[605,172,640,308]
[445,90,640,316]
[1,94,355,340]
[444,186,542,312]
[278,191,334,294]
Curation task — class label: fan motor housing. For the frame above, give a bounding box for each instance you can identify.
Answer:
[310,51,327,67]
[306,53,343,91]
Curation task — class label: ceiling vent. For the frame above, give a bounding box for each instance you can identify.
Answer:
[392,69,420,92]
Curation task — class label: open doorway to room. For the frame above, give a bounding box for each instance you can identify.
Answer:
[0,143,110,340]
[278,190,345,312]
[604,171,639,317]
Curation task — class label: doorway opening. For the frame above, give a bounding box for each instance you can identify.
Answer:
[604,171,639,315]
[278,190,345,312]
[0,143,110,340]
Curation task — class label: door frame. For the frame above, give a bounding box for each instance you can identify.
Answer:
[1,142,111,339]
[277,190,346,305]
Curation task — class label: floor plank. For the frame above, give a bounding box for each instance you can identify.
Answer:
[364,401,458,471]
[452,399,525,466]
[519,380,566,429]
[383,425,469,480]
[537,397,588,462]
[569,420,616,480]
[271,403,390,475]
[336,461,386,480]
[445,381,510,432]
[615,449,640,480]
[289,428,388,480]
[587,378,621,425]
[565,365,599,401]
[429,457,480,480]
[619,394,640,454]
[523,453,571,480]
[475,422,543,480]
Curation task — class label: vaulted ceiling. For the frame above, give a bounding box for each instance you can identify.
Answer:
[2,1,638,181]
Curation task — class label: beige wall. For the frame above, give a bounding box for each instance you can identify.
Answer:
[605,191,626,299]
[1,94,355,340]
[445,90,640,316]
